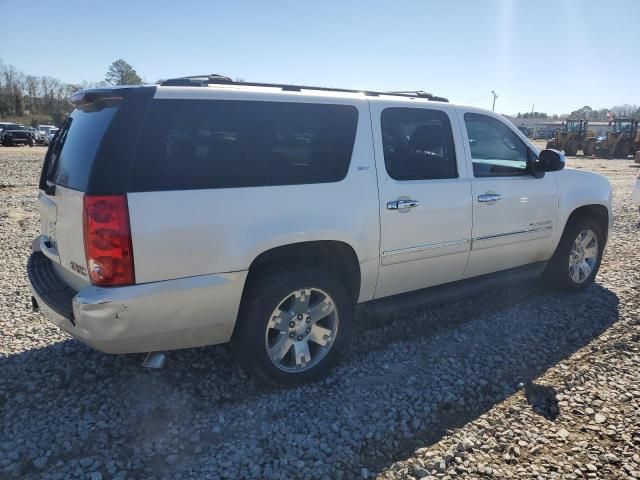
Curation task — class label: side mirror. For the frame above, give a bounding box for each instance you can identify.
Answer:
[535,149,565,175]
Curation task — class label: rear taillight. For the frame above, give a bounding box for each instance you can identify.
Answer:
[83,194,135,286]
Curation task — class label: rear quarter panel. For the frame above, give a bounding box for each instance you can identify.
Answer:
[128,90,380,302]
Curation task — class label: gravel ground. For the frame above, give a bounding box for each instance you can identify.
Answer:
[0,145,638,480]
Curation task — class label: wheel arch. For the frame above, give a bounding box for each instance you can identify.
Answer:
[565,204,609,242]
[244,240,362,305]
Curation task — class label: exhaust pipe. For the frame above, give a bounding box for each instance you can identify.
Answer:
[142,352,167,369]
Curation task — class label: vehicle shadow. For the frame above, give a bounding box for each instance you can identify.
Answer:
[0,281,619,479]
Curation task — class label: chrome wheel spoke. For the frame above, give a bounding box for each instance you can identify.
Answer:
[580,230,595,249]
[308,298,335,323]
[570,264,580,282]
[294,340,311,367]
[268,333,293,362]
[291,289,311,314]
[308,324,333,347]
[579,260,592,279]
[268,309,291,332]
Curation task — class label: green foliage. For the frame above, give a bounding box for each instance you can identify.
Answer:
[516,112,548,119]
[105,59,143,86]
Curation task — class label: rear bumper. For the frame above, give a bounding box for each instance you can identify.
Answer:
[28,251,247,354]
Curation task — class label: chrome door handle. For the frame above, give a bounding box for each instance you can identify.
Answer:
[477,193,502,203]
[387,199,420,210]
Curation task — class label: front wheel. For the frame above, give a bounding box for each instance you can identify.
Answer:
[564,141,578,156]
[232,265,352,387]
[583,141,595,156]
[543,216,604,291]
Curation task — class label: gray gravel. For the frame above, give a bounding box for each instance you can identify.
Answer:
[1,145,638,479]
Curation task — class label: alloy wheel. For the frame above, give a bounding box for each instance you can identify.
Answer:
[568,229,598,283]
[265,288,339,373]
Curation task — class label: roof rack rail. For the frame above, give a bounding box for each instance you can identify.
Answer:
[386,90,449,102]
[159,75,449,102]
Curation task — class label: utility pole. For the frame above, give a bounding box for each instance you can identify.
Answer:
[491,90,498,111]
[531,103,535,115]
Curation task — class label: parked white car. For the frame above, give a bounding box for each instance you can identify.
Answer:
[28,77,613,386]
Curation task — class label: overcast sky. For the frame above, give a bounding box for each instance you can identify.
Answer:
[1,0,636,115]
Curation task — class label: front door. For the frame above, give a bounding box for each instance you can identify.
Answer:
[370,99,473,299]
[457,110,559,278]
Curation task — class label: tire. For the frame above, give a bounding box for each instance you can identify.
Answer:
[625,143,636,158]
[564,141,578,157]
[583,141,595,157]
[543,216,604,292]
[232,264,353,387]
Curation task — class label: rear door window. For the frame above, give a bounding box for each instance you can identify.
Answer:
[130,100,358,191]
[381,107,457,180]
[45,101,121,191]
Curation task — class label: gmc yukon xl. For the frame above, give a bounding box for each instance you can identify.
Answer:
[28,76,613,386]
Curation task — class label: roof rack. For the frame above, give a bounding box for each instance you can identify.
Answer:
[159,74,449,102]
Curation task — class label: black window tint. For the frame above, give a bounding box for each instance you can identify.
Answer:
[463,113,529,177]
[131,100,358,191]
[381,108,457,181]
[46,103,121,190]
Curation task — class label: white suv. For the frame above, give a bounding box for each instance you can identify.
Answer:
[28,76,613,386]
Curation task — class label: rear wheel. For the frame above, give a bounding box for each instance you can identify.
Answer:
[546,140,557,149]
[543,216,603,291]
[232,265,352,387]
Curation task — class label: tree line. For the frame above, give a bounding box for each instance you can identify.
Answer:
[2,58,638,127]
[516,104,640,121]
[0,59,142,126]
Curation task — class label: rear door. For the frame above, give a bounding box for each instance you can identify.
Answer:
[38,95,125,288]
[370,98,473,299]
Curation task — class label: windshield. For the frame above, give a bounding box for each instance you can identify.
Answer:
[566,121,585,132]
[615,121,632,132]
[8,125,26,131]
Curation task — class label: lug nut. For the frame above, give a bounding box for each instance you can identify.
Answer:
[297,314,303,320]
[305,317,311,323]
[306,327,311,333]
[289,332,295,338]
[289,321,296,328]
[297,335,303,341]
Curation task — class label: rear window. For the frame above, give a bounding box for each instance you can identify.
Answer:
[130,100,358,191]
[45,101,120,190]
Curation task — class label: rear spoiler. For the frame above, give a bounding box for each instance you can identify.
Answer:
[69,88,132,107]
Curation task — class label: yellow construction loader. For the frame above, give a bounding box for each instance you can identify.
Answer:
[546,119,597,156]
[595,119,640,158]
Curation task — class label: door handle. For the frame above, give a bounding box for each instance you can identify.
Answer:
[477,193,502,203]
[387,199,420,210]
